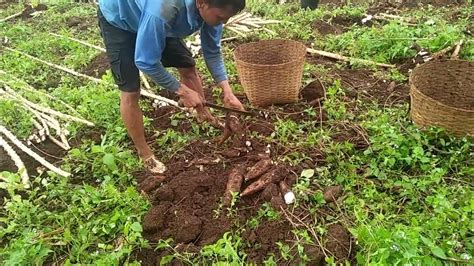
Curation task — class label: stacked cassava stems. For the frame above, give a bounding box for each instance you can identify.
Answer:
[0,72,94,186]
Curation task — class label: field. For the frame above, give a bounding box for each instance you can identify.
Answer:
[0,0,473,265]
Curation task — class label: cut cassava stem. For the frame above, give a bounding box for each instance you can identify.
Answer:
[3,85,94,126]
[0,135,29,187]
[0,125,71,177]
[49,33,106,52]
[306,48,396,68]
[4,47,102,83]
[0,70,80,116]
[451,39,463,59]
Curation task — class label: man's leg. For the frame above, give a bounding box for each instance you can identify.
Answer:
[120,91,153,160]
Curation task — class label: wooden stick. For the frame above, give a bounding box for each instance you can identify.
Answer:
[306,48,396,68]
[431,44,456,59]
[4,47,102,83]
[451,40,464,59]
[138,72,187,110]
[0,135,30,187]
[48,135,70,151]
[0,125,71,177]
[0,11,23,23]
[139,72,152,91]
[49,33,106,52]
[221,36,240,42]
[140,89,183,109]
[226,26,248,37]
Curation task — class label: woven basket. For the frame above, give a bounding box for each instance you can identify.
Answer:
[410,59,474,137]
[234,39,307,107]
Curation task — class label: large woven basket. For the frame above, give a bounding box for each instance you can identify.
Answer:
[410,59,474,137]
[234,39,307,107]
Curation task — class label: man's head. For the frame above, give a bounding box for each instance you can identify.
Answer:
[196,0,245,26]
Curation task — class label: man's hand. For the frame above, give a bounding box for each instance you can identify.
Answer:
[223,91,245,111]
[219,80,245,111]
[176,84,204,108]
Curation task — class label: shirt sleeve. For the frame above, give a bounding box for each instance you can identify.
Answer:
[134,12,181,92]
[200,23,228,83]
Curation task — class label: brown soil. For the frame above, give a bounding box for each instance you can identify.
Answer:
[81,52,109,79]
[325,224,352,263]
[313,20,344,35]
[333,68,410,105]
[301,80,326,102]
[0,0,17,9]
[66,16,96,31]
[133,130,352,264]
[313,14,362,36]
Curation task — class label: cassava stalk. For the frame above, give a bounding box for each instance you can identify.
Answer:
[0,135,30,187]
[0,125,71,177]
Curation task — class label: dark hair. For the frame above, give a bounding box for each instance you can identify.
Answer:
[207,0,246,13]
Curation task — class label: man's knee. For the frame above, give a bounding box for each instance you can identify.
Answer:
[178,67,199,81]
[120,91,141,106]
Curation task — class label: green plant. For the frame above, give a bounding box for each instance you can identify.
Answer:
[200,232,247,264]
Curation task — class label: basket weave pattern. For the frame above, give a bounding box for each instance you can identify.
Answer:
[234,39,307,107]
[410,60,474,137]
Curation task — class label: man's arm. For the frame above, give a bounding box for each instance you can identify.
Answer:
[134,12,181,92]
[201,24,244,110]
[134,12,202,108]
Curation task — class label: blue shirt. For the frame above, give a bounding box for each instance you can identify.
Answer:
[99,0,228,92]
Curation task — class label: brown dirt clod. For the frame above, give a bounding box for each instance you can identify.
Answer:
[323,185,343,203]
[301,80,326,102]
[326,224,352,263]
[137,175,166,194]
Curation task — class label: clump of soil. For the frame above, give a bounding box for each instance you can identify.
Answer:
[301,80,325,102]
[66,16,96,30]
[313,20,344,35]
[81,53,109,79]
[326,224,352,263]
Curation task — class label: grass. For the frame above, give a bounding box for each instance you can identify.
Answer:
[1,0,473,265]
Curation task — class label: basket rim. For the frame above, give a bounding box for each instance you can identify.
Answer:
[233,39,307,68]
[409,59,474,113]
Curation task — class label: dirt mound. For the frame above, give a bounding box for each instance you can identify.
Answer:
[301,80,325,102]
[81,53,109,79]
[313,20,344,35]
[134,133,352,264]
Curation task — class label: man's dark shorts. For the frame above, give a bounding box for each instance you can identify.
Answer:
[97,9,195,92]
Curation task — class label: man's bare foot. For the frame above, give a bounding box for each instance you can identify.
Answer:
[143,155,167,174]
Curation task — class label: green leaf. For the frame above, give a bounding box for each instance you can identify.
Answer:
[103,153,117,170]
[160,255,175,265]
[130,222,142,233]
[431,246,447,260]
[301,169,315,178]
